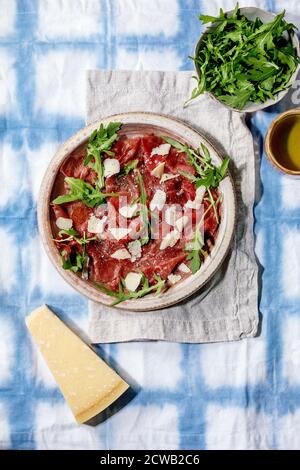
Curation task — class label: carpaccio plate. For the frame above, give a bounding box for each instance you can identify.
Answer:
[38,112,236,311]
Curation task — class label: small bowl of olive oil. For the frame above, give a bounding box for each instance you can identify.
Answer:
[265,109,300,176]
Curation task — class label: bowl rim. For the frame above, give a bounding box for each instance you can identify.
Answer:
[265,108,300,176]
[194,6,300,113]
[38,111,237,311]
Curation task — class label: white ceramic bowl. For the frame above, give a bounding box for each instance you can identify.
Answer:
[38,112,236,311]
[194,7,300,113]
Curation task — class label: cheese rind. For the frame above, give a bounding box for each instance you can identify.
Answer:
[25,305,129,424]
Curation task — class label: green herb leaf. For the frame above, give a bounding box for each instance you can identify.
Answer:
[188,5,299,109]
[199,14,221,24]
[186,250,201,274]
[95,274,165,306]
[136,171,150,246]
[59,232,94,279]
[217,156,230,180]
[61,251,85,274]
[54,230,96,245]
[123,159,139,175]
[58,228,79,237]
[84,122,122,189]
[52,177,118,208]
[163,137,230,190]
[184,194,222,274]
[161,136,187,152]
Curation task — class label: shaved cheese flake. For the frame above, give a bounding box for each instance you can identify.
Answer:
[119,204,138,218]
[150,143,171,157]
[151,162,165,178]
[160,230,180,250]
[184,187,205,211]
[128,240,142,262]
[185,199,202,210]
[150,190,166,211]
[109,227,131,241]
[167,274,182,285]
[111,249,131,260]
[178,262,191,273]
[164,205,178,226]
[104,158,120,177]
[56,217,73,230]
[124,272,142,292]
[160,173,178,183]
[176,215,189,232]
[195,186,206,203]
[88,215,107,234]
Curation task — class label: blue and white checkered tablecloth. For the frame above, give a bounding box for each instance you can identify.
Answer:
[1,0,300,450]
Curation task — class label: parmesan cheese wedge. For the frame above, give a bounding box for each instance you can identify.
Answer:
[25,305,129,424]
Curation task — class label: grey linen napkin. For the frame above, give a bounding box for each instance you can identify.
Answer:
[86,70,259,343]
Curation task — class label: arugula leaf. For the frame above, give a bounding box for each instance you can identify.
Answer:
[118,159,139,177]
[188,5,299,109]
[184,195,222,274]
[136,171,150,246]
[130,196,140,206]
[199,7,226,24]
[218,84,255,109]
[124,159,138,174]
[84,122,122,189]
[95,274,165,306]
[59,232,94,279]
[61,251,86,274]
[58,228,79,237]
[161,136,187,152]
[54,230,96,245]
[52,177,118,208]
[217,156,230,180]
[199,15,221,25]
[162,137,230,190]
[186,250,201,274]
[185,219,205,274]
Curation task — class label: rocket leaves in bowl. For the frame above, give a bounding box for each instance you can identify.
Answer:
[188,5,299,110]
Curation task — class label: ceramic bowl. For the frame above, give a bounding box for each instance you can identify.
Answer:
[265,108,300,176]
[194,7,300,113]
[38,112,236,311]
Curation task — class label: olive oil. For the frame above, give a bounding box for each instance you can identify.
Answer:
[271,115,300,172]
